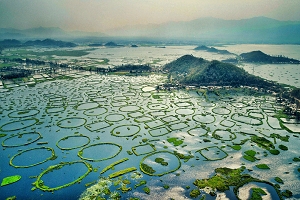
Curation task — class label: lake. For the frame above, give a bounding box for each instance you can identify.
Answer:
[0,44,299,200]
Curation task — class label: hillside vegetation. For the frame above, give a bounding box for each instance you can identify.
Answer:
[194,45,233,55]
[240,51,300,64]
[163,55,276,87]
[291,88,300,99]
[0,39,77,48]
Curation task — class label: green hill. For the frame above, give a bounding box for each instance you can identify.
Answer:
[163,55,275,87]
[24,39,77,47]
[240,51,300,64]
[163,54,209,74]
[194,45,232,55]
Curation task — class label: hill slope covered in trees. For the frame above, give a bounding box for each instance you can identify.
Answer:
[194,45,233,55]
[240,51,300,64]
[163,55,276,88]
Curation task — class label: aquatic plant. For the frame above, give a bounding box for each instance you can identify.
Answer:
[256,164,270,169]
[250,188,267,200]
[2,131,42,147]
[108,167,137,179]
[100,158,129,174]
[34,160,93,192]
[1,175,21,186]
[142,187,150,194]
[79,178,112,200]
[190,189,200,198]
[78,142,122,162]
[10,146,56,168]
[56,135,90,150]
[274,177,284,184]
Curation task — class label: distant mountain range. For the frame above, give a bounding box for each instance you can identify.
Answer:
[0,39,77,48]
[0,27,106,40]
[0,17,300,44]
[107,16,300,44]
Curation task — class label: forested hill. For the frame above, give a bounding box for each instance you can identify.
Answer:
[163,55,209,74]
[291,88,300,99]
[240,51,300,64]
[0,39,77,48]
[194,45,232,55]
[163,55,276,87]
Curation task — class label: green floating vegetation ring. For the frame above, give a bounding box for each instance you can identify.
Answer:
[132,144,156,156]
[56,135,90,150]
[111,124,141,137]
[83,107,108,116]
[33,160,92,192]
[113,96,128,101]
[57,117,87,128]
[212,129,237,141]
[192,114,216,124]
[105,114,125,122]
[91,97,107,102]
[8,109,40,118]
[212,107,231,115]
[196,146,228,161]
[187,127,208,137]
[175,108,195,115]
[231,113,262,126]
[174,101,193,107]
[147,103,169,111]
[220,119,235,128]
[119,105,141,112]
[198,101,216,107]
[140,151,181,177]
[46,107,65,114]
[1,118,39,132]
[75,102,99,110]
[78,142,122,162]
[2,131,42,147]
[10,146,56,168]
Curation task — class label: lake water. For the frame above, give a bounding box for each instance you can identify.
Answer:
[218,44,300,87]
[0,44,300,200]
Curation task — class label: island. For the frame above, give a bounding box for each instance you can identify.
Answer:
[240,50,300,64]
[163,54,276,89]
[194,45,233,55]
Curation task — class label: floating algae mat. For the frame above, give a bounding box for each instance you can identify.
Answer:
[0,73,299,200]
[1,175,21,186]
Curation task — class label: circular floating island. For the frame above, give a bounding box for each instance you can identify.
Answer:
[148,103,168,110]
[111,125,140,137]
[10,146,56,168]
[83,107,107,116]
[33,160,92,192]
[75,102,99,110]
[57,117,87,128]
[56,135,90,150]
[8,109,40,118]
[105,114,125,122]
[193,114,215,124]
[1,118,39,131]
[2,131,42,147]
[175,108,195,115]
[78,142,122,162]
[212,107,231,115]
[140,151,181,176]
[119,105,141,112]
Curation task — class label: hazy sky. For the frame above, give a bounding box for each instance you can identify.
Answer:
[0,0,299,32]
